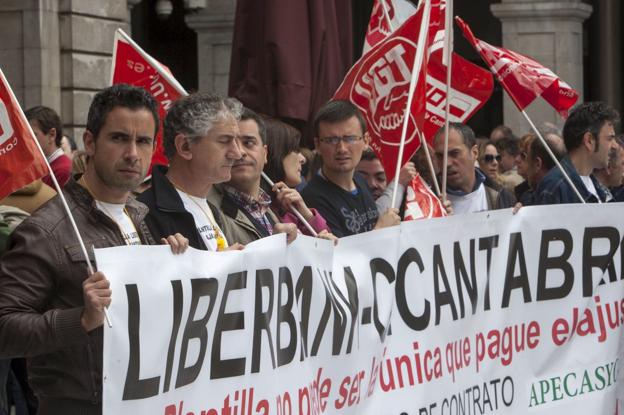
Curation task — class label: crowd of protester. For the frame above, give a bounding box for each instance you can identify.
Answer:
[0,85,621,414]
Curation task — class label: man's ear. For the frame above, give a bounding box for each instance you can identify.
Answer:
[582,131,595,151]
[48,127,57,144]
[174,133,193,161]
[535,156,544,172]
[313,136,320,151]
[83,130,96,157]
[470,144,479,160]
[262,144,268,164]
[363,131,371,146]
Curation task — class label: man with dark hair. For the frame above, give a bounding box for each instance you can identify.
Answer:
[139,93,244,251]
[208,108,299,244]
[301,100,400,237]
[356,149,387,199]
[594,141,624,202]
[0,84,187,415]
[525,133,567,204]
[433,122,515,214]
[24,105,72,187]
[535,102,619,204]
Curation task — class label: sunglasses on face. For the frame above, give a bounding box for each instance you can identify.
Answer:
[319,135,363,145]
[483,154,502,163]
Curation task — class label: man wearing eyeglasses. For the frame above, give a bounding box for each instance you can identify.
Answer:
[433,123,515,215]
[534,102,619,204]
[301,100,400,237]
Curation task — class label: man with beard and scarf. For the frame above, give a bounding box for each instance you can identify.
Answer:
[433,122,516,215]
[0,84,187,415]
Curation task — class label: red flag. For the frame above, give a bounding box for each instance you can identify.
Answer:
[403,174,446,220]
[0,69,48,199]
[456,17,578,117]
[424,33,494,140]
[334,1,440,182]
[343,1,492,181]
[363,0,417,54]
[111,29,187,172]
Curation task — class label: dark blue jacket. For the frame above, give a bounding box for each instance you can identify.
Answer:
[534,157,607,205]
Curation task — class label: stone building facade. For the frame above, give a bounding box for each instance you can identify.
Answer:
[0,0,621,146]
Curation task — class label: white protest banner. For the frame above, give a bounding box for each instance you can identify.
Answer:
[97,203,624,414]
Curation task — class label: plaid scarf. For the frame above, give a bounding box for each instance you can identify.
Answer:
[223,185,274,235]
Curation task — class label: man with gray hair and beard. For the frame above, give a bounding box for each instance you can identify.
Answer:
[138,93,247,251]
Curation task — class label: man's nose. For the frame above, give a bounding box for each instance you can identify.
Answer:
[230,138,243,159]
[125,140,138,160]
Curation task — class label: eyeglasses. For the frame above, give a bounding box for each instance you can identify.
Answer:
[319,135,363,145]
[483,154,502,163]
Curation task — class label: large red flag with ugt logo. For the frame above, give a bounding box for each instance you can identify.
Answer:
[0,69,48,199]
[111,29,188,171]
[334,2,441,182]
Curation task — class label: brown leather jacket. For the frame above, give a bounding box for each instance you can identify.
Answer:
[0,180,155,414]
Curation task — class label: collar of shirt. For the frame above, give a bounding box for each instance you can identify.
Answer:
[48,148,65,164]
[223,185,272,217]
[445,168,487,197]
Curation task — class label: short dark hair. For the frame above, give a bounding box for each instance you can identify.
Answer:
[163,93,242,159]
[530,135,567,171]
[313,100,367,138]
[240,108,267,144]
[360,148,379,161]
[562,102,619,151]
[86,84,159,140]
[263,117,301,183]
[496,136,520,156]
[435,122,476,149]
[25,106,63,147]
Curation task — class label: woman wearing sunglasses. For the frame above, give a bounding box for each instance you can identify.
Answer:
[478,141,503,185]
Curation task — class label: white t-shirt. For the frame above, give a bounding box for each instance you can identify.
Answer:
[96,201,142,245]
[580,175,601,202]
[447,183,489,215]
[176,189,228,251]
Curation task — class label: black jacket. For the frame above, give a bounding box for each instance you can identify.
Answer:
[137,165,228,250]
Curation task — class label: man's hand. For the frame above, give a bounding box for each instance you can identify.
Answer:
[398,162,418,187]
[512,202,523,215]
[272,182,313,220]
[274,222,298,244]
[317,229,338,244]
[442,199,453,216]
[161,233,189,254]
[374,208,401,230]
[224,243,245,251]
[81,271,111,332]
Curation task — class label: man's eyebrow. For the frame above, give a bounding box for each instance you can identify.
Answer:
[239,134,258,140]
[107,130,130,137]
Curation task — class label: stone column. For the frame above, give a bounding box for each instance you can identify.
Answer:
[589,0,621,111]
[185,0,236,95]
[491,0,592,135]
[58,0,130,145]
[0,0,61,111]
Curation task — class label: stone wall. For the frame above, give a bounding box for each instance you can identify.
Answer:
[58,0,130,145]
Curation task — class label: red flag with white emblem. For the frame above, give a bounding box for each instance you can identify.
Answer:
[111,29,188,172]
[456,17,578,118]
[0,69,48,199]
[334,1,441,182]
[403,174,447,220]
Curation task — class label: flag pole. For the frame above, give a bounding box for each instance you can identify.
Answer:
[0,69,112,327]
[391,0,432,209]
[440,0,453,202]
[520,110,585,204]
[261,172,319,237]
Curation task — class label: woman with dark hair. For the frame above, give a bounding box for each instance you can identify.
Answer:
[262,117,331,236]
